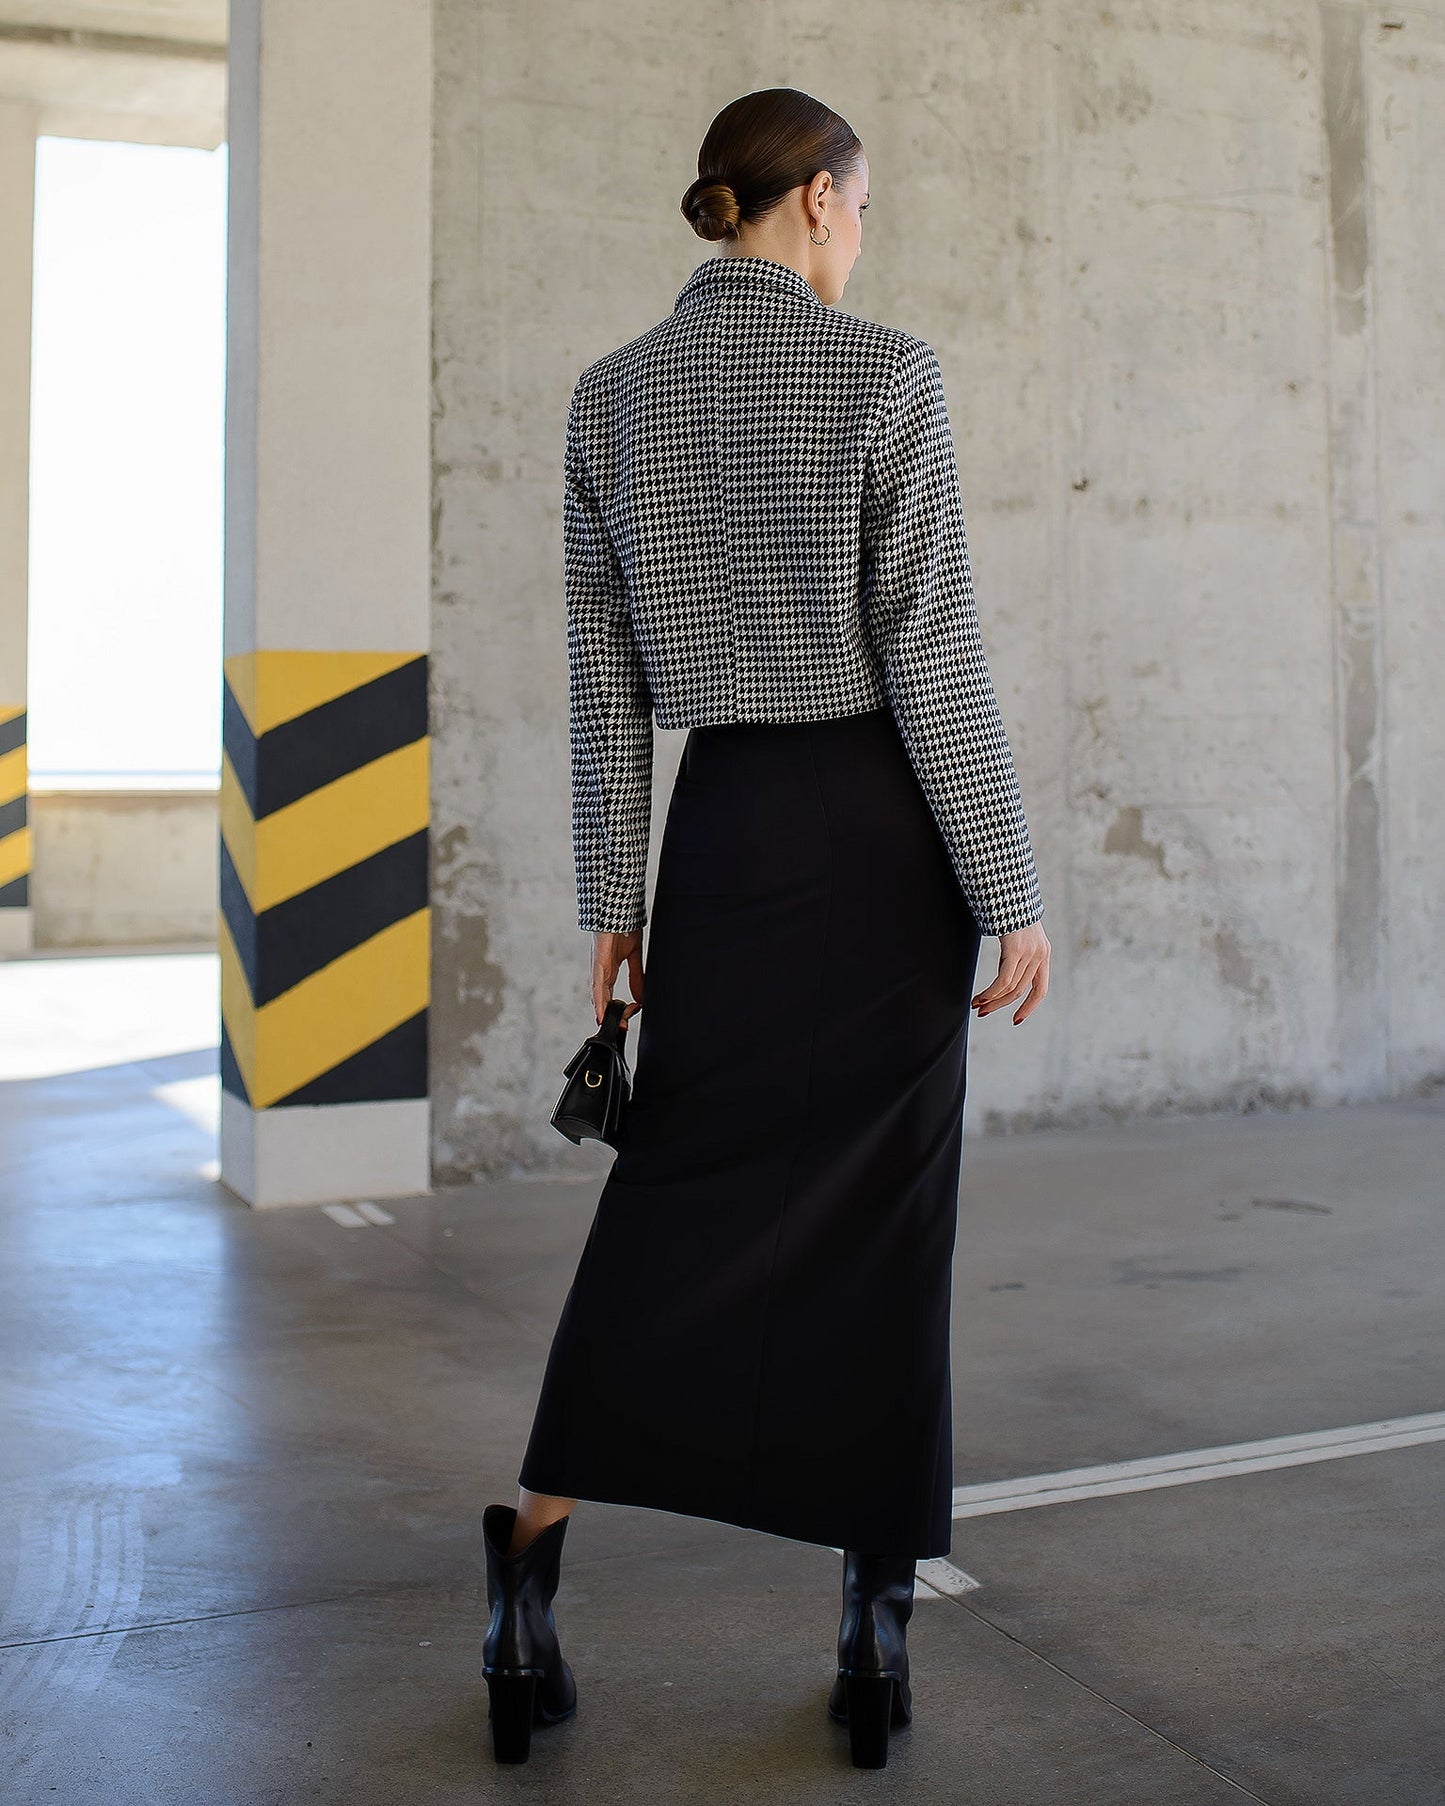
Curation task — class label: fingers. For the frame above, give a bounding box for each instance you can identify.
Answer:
[622,942,645,1026]
[971,952,1029,1007]
[972,961,1034,1016]
[1009,959,1049,1024]
[591,930,645,1026]
[972,930,1051,1025]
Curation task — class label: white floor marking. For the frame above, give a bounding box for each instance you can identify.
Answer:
[821,1549,982,1599]
[321,1202,369,1228]
[354,1201,395,1225]
[916,1558,982,1598]
[951,1410,1445,1518]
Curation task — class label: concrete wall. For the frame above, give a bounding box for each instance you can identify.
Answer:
[30,789,216,946]
[0,2,227,147]
[427,0,1445,1178]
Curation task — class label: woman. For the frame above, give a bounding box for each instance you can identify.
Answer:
[480,86,1051,1769]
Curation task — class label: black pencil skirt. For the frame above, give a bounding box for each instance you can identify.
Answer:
[518,704,983,1558]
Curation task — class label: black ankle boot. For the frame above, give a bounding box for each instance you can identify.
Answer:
[826,1548,917,1767]
[480,1503,578,1762]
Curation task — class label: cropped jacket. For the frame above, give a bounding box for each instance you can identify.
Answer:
[563,251,1045,939]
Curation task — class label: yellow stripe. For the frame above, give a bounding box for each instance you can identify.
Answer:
[248,906,430,1107]
[217,907,256,1100]
[0,703,24,729]
[249,736,428,913]
[224,649,422,738]
[219,738,428,917]
[0,743,26,810]
[0,825,30,888]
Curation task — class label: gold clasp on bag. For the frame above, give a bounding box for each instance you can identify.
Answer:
[584,1068,603,1088]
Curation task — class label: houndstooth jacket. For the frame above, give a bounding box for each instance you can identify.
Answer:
[563,251,1045,939]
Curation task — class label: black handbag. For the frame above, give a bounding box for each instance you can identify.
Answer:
[550,997,634,1148]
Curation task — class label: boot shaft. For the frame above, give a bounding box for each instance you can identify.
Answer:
[481,1504,569,1673]
[836,1550,917,1674]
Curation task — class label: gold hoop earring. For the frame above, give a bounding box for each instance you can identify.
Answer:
[809,221,831,246]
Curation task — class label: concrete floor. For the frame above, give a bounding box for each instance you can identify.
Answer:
[1,952,1443,1803]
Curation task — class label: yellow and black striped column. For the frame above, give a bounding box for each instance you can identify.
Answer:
[219,651,429,1110]
[0,704,28,911]
[1,105,33,958]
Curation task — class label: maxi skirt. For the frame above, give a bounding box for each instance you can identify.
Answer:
[518,705,983,1558]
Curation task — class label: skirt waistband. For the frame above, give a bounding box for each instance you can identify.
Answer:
[680,705,897,786]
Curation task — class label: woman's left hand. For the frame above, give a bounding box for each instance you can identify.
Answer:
[592,930,644,1027]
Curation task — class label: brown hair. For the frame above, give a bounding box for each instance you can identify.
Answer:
[680,88,864,243]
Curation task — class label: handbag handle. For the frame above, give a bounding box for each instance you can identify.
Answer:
[591,996,631,1052]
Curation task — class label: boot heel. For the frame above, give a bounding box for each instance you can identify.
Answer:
[843,1671,897,1768]
[484,1669,540,1763]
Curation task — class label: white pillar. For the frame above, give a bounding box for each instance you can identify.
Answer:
[220,0,434,1206]
[0,103,37,956]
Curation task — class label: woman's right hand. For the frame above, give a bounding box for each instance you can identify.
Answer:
[972,922,1050,1025]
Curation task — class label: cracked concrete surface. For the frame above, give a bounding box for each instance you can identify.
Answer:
[2,952,1442,1800]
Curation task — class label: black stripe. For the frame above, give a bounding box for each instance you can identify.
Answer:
[272,1009,428,1107]
[221,829,427,1008]
[0,794,27,838]
[218,833,258,997]
[219,1020,251,1103]
[221,680,258,816]
[0,874,27,907]
[223,657,427,821]
[0,711,25,759]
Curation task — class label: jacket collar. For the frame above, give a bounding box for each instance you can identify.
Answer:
[674,254,824,313]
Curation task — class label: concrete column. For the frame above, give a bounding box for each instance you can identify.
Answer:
[1321,3,1387,1097]
[0,103,37,956]
[220,0,433,1207]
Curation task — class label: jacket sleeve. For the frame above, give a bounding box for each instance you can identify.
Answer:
[860,336,1044,937]
[563,382,654,935]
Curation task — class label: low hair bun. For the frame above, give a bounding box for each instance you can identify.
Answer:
[681,176,742,242]
[681,89,862,249]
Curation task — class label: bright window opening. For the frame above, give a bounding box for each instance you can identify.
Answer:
[28,136,227,789]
